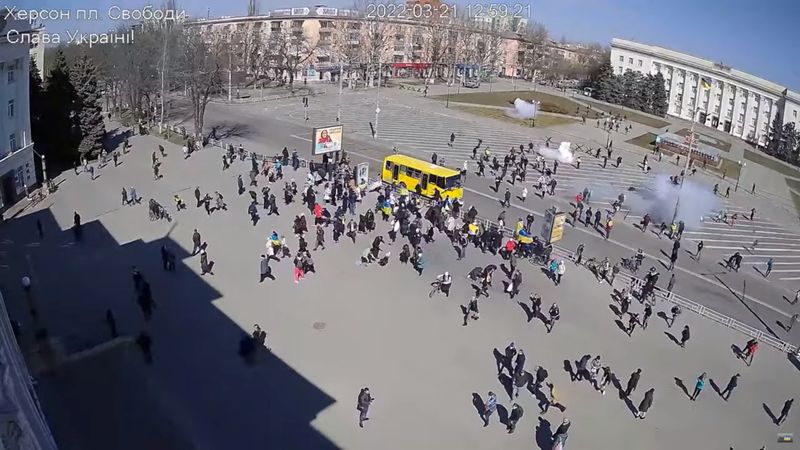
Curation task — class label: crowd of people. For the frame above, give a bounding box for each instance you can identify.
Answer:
[56,119,793,449]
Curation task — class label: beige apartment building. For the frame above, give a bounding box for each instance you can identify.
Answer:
[188,5,544,84]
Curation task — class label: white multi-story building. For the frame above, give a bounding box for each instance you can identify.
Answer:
[0,13,37,211]
[611,38,800,146]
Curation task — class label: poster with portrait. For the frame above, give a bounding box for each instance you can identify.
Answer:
[312,125,343,155]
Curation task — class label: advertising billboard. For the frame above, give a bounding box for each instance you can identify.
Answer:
[311,125,343,155]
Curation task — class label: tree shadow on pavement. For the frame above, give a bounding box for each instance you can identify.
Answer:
[1,209,337,450]
[535,417,553,450]
[208,122,252,140]
[674,377,690,399]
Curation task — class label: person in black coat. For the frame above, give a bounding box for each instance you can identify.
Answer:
[636,388,654,419]
[507,403,524,433]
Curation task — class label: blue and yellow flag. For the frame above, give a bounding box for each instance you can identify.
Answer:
[700,77,711,90]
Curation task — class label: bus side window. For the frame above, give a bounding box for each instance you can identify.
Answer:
[385,161,393,171]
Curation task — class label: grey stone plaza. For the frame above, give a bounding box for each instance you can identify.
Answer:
[1,83,798,449]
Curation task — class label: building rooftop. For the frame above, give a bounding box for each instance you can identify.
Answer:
[612,38,799,99]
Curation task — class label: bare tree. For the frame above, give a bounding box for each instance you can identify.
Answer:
[520,21,548,80]
[361,17,392,85]
[264,26,317,92]
[177,28,224,136]
[474,22,503,78]
[422,22,450,79]
[332,19,363,77]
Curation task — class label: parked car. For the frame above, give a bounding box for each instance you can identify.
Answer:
[462,78,480,88]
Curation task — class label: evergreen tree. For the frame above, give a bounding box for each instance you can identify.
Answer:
[605,73,625,105]
[28,59,45,151]
[650,72,669,116]
[43,49,78,161]
[591,62,616,102]
[766,113,785,156]
[620,71,644,110]
[72,55,107,157]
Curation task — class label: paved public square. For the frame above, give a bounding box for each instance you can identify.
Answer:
[0,108,797,449]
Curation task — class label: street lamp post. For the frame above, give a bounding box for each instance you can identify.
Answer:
[735,160,746,191]
[374,60,382,139]
[227,45,233,103]
[337,61,343,123]
[671,108,701,223]
[446,81,451,108]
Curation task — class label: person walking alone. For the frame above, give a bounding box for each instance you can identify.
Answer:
[192,229,202,255]
[720,373,739,401]
[690,372,706,401]
[695,240,704,260]
[625,368,641,397]
[679,325,690,348]
[259,255,274,282]
[636,388,654,419]
[357,387,374,428]
[765,257,774,277]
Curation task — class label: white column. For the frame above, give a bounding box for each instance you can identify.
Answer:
[742,92,753,139]
[730,87,745,136]
[668,66,681,116]
[680,71,695,119]
[719,82,733,132]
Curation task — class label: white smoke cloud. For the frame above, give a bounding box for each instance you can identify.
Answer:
[504,98,538,120]
[621,175,720,229]
[536,141,575,164]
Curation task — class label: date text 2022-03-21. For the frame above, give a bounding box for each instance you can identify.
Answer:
[364,3,532,20]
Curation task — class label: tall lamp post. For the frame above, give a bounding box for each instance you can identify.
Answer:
[735,160,746,191]
[374,59,382,139]
[671,107,702,223]
[336,61,343,123]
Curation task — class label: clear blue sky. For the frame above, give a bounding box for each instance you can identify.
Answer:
[14,0,800,89]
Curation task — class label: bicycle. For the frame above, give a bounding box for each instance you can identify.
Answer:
[429,280,443,298]
[620,257,641,274]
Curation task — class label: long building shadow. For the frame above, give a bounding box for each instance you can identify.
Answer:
[0,207,337,450]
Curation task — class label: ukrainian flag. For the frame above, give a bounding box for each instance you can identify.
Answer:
[700,77,711,90]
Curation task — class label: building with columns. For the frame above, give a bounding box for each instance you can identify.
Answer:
[611,38,800,147]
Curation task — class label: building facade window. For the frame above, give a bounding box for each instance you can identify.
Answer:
[617,66,622,74]
[9,133,16,151]
[637,59,642,67]
[7,66,14,84]
[738,113,745,123]
[794,110,798,118]
[628,57,632,64]
[618,55,623,62]
[15,167,24,189]
[7,100,13,119]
